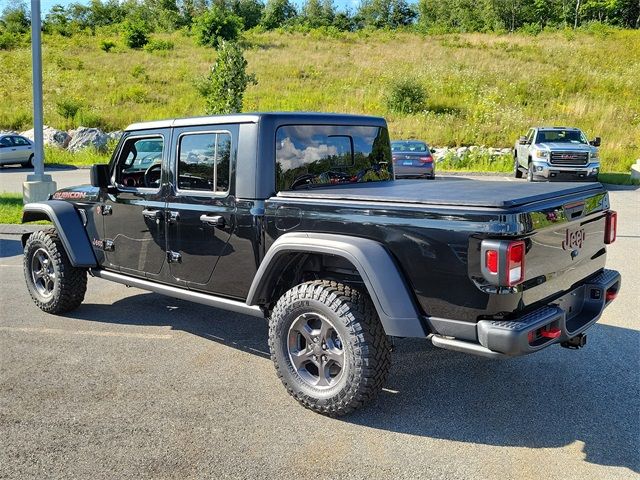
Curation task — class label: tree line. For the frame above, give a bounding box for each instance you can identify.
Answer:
[1,0,638,40]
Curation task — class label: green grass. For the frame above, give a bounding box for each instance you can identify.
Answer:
[597,172,640,186]
[44,145,111,167]
[1,29,639,173]
[0,193,24,224]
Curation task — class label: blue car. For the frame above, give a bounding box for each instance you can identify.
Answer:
[391,140,435,179]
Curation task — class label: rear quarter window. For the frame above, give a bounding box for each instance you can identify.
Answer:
[276,125,393,191]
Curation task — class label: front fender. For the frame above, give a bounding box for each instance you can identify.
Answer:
[246,232,426,338]
[22,200,98,268]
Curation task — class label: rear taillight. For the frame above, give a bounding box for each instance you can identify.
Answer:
[481,239,526,287]
[604,211,617,244]
[419,156,433,164]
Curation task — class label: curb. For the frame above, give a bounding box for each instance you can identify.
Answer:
[0,224,45,235]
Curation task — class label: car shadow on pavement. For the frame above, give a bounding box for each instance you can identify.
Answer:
[66,293,271,359]
[0,239,23,258]
[348,325,640,473]
[64,292,638,473]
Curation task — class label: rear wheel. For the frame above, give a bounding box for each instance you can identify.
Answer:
[24,229,87,314]
[22,154,33,168]
[269,280,391,416]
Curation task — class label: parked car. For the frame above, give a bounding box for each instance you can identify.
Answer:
[391,140,435,179]
[514,127,600,182]
[21,113,620,416]
[0,133,34,167]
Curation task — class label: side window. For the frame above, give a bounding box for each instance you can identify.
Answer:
[0,137,12,147]
[12,136,30,146]
[177,132,231,194]
[526,129,535,143]
[113,136,164,189]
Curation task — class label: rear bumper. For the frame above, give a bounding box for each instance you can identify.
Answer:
[394,164,435,178]
[430,269,621,358]
[531,161,600,181]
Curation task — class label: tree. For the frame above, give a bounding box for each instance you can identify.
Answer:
[261,0,297,29]
[194,6,244,48]
[358,0,417,29]
[230,0,265,29]
[198,41,256,114]
[303,0,335,27]
[122,20,149,48]
[0,1,30,34]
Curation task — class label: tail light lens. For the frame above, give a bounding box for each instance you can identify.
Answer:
[419,156,433,164]
[481,239,526,287]
[604,211,617,244]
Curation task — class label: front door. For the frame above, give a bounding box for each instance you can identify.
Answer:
[165,126,237,290]
[101,131,169,278]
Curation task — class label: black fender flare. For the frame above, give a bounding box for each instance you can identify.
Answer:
[22,200,98,268]
[246,232,426,337]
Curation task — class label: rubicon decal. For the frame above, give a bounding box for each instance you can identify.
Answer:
[562,228,586,250]
[53,191,86,200]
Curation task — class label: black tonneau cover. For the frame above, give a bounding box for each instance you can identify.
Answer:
[278,179,606,208]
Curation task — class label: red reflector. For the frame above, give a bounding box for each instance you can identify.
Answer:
[605,289,617,302]
[541,327,561,339]
[485,250,498,274]
[605,211,617,244]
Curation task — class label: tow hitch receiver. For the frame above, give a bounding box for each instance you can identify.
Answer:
[561,333,587,350]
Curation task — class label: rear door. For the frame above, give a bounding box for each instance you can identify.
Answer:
[165,125,237,291]
[10,136,33,164]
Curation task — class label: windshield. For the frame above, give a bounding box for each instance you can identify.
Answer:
[276,125,393,191]
[391,141,428,152]
[536,129,587,144]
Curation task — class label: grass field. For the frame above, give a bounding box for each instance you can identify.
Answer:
[1,28,639,172]
[0,193,25,223]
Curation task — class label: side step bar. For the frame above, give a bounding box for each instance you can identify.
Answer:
[429,335,505,359]
[90,269,265,318]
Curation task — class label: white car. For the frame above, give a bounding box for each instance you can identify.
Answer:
[0,133,34,167]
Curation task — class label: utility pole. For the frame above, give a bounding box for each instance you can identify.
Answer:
[23,0,56,204]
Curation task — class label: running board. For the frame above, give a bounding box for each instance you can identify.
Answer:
[430,335,505,359]
[90,269,265,318]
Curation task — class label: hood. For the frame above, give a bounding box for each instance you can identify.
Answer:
[537,142,594,152]
[51,184,100,202]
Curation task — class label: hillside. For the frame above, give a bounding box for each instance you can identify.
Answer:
[1,28,639,171]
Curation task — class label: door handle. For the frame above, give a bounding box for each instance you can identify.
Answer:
[199,214,225,227]
[142,209,162,220]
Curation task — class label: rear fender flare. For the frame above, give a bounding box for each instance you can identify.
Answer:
[22,200,98,268]
[246,232,426,337]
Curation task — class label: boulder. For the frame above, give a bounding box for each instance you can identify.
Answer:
[67,127,108,152]
[106,130,123,143]
[631,159,640,180]
[20,125,71,148]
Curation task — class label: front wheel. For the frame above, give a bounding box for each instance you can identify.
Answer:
[269,280,391,416]
[526,163,535,182]
[22,154,34,168]
[24,229,87,314]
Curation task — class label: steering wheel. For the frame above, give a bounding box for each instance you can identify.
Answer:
[144,163,162,188]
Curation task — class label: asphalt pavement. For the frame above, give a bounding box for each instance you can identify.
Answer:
[0,179,638,479]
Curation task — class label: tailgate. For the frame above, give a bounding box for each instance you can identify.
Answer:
[521,191,610,309]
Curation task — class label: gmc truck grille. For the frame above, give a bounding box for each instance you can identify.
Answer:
[549,151,589,165]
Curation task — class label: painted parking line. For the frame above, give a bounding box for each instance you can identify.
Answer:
[0,326,172,340]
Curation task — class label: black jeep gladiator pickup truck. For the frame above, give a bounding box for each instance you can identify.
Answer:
[22,113,621,416]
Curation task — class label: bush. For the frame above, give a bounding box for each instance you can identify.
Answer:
[144,39,174,52]
[100,40,116,52]
[194,7,244,48]
[0,110,32,131]
[197,41,256,114]
[0,31,22,50]
[56,98,83,122]
[75,110,111,130]
[386,78,427,114]
[122,21,149,49]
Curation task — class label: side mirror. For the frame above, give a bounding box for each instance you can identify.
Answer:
[430,148,436,154]
[90,164,110,188]
[590,137,601,147]
[518,136,529,145]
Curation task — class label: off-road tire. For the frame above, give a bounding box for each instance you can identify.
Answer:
[23,229,87,314]
[269,280,391,416]
[514,154,523,178]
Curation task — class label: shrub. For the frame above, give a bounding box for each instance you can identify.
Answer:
[197,41,256,114]
[0,111,32,131]
[144,39,174,52]
[75,110,110,130]
[56,98,83,122]
[194,7,244,48]
[386,78,427,114]
[100,40,116,52]
[0,31,21,50]
[122,21,149,49]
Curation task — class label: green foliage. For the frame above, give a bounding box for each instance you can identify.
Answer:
[230,0,265,30]
[302,0,335,28]
[122,20,149,48]
[358,0,418,29]
[0,31,22,50]
[144,38,175,52]
[198,41,256,114]
[0,2,30,34]
[56,98,83,122]
[0,110,31,131]
[386,78,427,114]
[75,110,112,130]
[100,39,116,52]
[262,0,297,29]
[194,7,244,48]
[0,194,25,225]
[438,150,513,172]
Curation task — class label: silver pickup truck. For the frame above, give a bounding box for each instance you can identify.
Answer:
[514,127,601,182]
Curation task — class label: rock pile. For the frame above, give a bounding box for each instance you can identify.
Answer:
[18,125,121,152]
